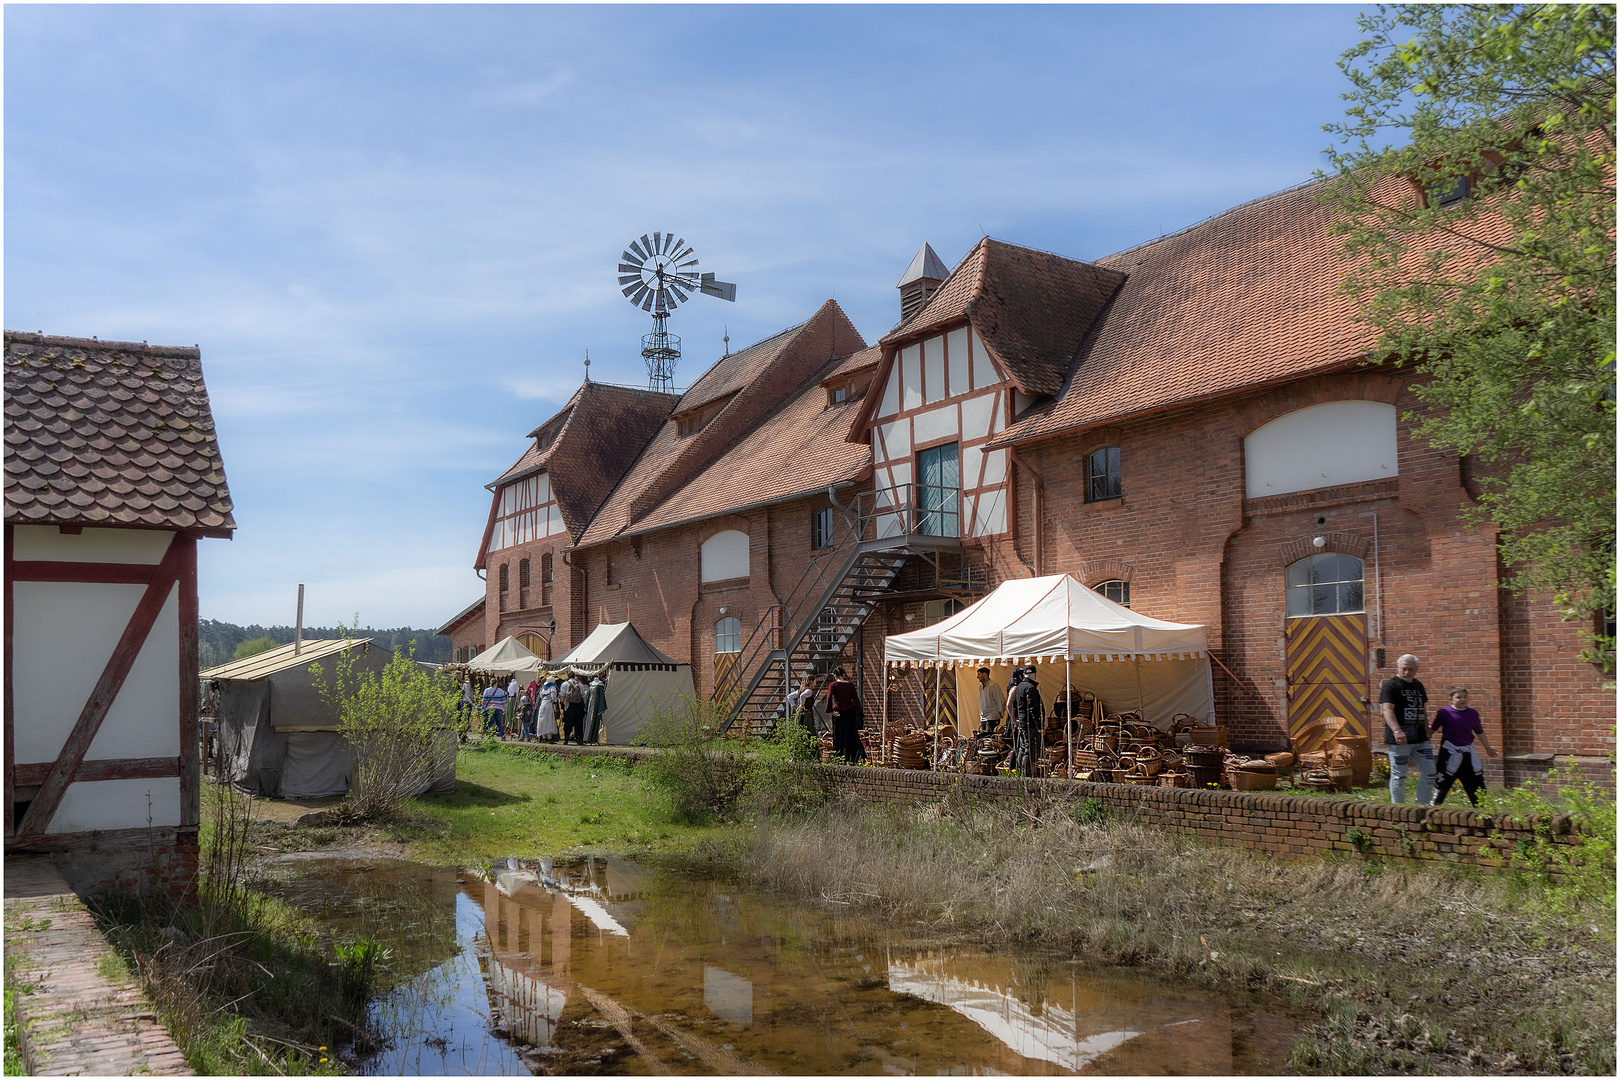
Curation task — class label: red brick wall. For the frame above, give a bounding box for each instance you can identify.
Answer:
[47,825,199,901]
[481,535,576,659]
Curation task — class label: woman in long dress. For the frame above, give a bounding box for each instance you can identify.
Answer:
[534,678,560,742]
[823,666,865,764]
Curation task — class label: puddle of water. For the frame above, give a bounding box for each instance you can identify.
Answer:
[251,855,1295,1075]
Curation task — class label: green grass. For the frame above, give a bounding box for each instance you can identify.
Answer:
[378,741,733,862]
[4,980,27,1075]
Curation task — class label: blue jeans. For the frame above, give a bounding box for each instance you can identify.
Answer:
[490,707,505,738]
[1387,743,1435,804]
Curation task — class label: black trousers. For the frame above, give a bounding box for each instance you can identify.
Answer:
[1433,748,1485,806]
[1014,721,1042,777]
[562,703,586,742]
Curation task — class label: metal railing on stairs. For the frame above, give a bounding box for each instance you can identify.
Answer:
[716,484,980,737]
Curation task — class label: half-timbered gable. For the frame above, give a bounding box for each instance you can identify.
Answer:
[4,331,234,894]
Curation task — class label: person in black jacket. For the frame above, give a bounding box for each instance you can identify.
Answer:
[1010,668,1044,777]
[823,666,865,764]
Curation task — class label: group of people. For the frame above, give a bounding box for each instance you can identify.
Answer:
[784,667,865,763]
[457,670,604,744]
[975,665,1050,777]
[1380,653,1497,806]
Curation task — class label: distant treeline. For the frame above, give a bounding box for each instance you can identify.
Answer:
[198,619,452,670]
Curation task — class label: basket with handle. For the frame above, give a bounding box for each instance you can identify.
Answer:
[1158,770,1191,788]
[1135,746,1163,776]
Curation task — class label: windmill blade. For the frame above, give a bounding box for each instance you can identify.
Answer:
[640,289,655,312]
[618,274,643,288]
[629,238,648,262]
[652,231,665,255]
[618,263,645,275]
[669,284,691,305]
[620,251,642,267]
[627,282,650,306]
[669,238,688,261]
[639,234,654,259]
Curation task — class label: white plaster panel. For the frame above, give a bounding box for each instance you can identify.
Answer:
[879,361,899,418]
[876,513,905,539]
[12,582,145,764]
[971,328,998,389]
[46,778,182,833]
[960,394,995,442]
[912,405,959,447]
[876,421,910,464]
[536,472,552,504]
[973,489,1008,536]
[990,392,1006,433]
[961,494,978,536]
[981,448,1008,487]
[900,346,922,411]
[947,328,969,398]
[923,335,945,404]
[886,462,913,492]
[12,526,173,564]
[700,529,750,583]
[961,444,985,490]
[1244,401,1398,498]
[89,586,181,761]
[548,503,566,536]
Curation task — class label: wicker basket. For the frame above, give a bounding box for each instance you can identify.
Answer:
[1158,770,1191,787]
[1187,762,1225,789]
[1183,746,1225,769]
[1136,746,1164,776]
[1226,766,1278,791]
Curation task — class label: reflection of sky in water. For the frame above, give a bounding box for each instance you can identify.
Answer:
[355,893,529,1076]
[888,958,1146,1073]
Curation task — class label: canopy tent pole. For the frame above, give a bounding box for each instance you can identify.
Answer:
[933,665,941,768]
[1065,656,1072,779]
[881,665,889,764]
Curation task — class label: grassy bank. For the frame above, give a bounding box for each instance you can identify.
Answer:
[659,789,1615,1075]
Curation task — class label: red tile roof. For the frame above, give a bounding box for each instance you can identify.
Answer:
[995,179,1390,445]
[820,344,883,383]
[628,356,872,535]
[882,238,1125,396]
[479,381,675,565]
[4,332,235,532]
[577,301,866,546]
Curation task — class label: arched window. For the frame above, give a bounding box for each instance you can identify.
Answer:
[498,564,509,591]
[1094,579,1130,607]
[1286,554,1365,617]
[540,553,553,583]
[700,530,750,583]
[1087,446,1121,502]
[519,559,530,588]
[1245,401,1397,498]
[715,617,741,654]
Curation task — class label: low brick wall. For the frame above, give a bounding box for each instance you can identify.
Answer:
[18,825,201,901]
[822,765,1588,870]
[494,739,1592,871]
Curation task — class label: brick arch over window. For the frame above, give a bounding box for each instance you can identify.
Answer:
[1231,372,1403,440]
[1078,558,1134,585]
[1076,427,1126,456]
[1277,531,1370,568]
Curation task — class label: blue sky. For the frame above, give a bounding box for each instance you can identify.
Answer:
[6,4,1369,630]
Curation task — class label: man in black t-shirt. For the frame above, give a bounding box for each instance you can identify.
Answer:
[1379,653,1435,804]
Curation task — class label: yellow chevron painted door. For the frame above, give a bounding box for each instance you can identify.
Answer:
[1285,614,1369,740]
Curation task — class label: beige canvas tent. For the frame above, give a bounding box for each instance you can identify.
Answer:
[466,636,547,678]
[883,574,1216,747]
[547,622,695,745]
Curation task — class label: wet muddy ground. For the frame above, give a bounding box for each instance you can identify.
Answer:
[249,855,1297,1075]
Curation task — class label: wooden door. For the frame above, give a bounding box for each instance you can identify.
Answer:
[1285,613,1369,740]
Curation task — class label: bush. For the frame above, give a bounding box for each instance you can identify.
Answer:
[1485,764,1617,915]
[635,699,746,824]
[312,641,456,823]
[742,720,829,819]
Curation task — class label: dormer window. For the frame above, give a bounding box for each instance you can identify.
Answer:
[831,385,848,405]
[674,395,731,438]
[1433,175,1469,206]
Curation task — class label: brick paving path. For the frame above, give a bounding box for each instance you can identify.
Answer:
[4,856,193,1076]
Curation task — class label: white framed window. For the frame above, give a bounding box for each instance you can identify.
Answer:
[1286,554,1365,617]
[715,617,741,653]
[1094,580,1130,607]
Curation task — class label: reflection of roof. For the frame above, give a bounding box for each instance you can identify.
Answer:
[201,638,377,680]
[882,239,1124,396]
[889,958,1142,1072]
[4,332,235,532]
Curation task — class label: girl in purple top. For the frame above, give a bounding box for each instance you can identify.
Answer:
[1430,687,1497,806]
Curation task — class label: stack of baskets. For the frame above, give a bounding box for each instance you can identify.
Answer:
[1183,745,1226,789]
[818,733,838,764]
[1224,754,1279,791]
[892,728,930,770]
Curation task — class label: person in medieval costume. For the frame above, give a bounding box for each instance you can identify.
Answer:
[823,666,865,764]
[1011,667,1044,777]
[584,675,607,744]
[560,672,588,743]
[534,677,560,742]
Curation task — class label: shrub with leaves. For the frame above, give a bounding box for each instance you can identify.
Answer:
[742,720,829,819]
[312,641,456,822]
[635,699,746,824]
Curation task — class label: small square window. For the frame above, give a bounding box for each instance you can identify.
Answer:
[832,385,848,405]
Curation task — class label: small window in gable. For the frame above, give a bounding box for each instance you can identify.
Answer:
[1094,579,1130,607]
[1087,447,1122,502]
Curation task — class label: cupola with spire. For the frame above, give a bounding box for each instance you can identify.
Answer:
[897,242,950,322]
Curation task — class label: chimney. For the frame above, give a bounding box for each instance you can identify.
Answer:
[897,242,949,322]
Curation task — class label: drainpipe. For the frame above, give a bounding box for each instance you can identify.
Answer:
[1008,448,1044,576]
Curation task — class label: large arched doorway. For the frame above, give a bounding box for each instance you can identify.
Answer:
[1283,552,1369,741]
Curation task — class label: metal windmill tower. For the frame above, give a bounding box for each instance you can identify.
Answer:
[617,233,736,392]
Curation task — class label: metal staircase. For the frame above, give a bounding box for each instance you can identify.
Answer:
[715,484,980,739]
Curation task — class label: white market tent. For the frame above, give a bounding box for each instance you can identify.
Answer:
[547,622,695,745]
[466,636,548,678]
[883,574,1216,752]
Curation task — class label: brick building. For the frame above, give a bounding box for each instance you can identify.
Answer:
[448,184,1610,783]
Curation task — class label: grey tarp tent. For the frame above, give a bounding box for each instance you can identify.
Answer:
[205,639,456,798]
[548,622,695,745]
